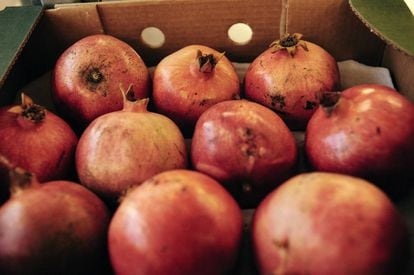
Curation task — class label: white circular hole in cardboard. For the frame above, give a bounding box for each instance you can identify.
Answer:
[227,23,253,45]
[141,27,165,48]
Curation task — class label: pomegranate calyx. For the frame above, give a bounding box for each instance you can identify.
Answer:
[320,91,341,117]
[7,93,46,123]
[120,84,149,113]
[86,68,104,84]
[196,50,225,73]
[270,33,308,57]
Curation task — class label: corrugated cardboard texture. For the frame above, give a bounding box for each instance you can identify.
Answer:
[350,0,414,57]
[45,0,281,65]
[41,0,385,66]
[383,46,414,102]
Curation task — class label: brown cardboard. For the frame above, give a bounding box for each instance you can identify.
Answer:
[1,1,414,274]
[287,0,385,65]
[45,0,282,66]
[383,46,414,102]
[42,0,386,65]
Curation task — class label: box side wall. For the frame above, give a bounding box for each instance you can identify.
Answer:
[383,46,414,102]
[36,0,386,65]
[5,0,402,104]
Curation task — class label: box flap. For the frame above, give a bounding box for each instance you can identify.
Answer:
[349,0,414,57]
[0,6,43,89]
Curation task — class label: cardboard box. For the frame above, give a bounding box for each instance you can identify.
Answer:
[0,0,413,274]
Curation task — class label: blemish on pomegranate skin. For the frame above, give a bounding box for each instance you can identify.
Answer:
[376,127,381,135]
[240,128,257,157]
[304,100,317,110]
[199,99,209,106]
[269,94,286,111]
[273,238,289,250]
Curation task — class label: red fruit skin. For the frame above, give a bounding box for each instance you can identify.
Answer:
[75,107,188,200]
[0,181,111,275]
[52,34,150,129]
[305,84,414,186]
[0,107,78,182]
[244,41,339,130]
[153,45,240,131]
[191,100,297,208]
[108,169,243,275]
[252,172,409,275]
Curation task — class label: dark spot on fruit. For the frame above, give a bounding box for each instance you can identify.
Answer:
[199,99,209,106]
[240,128,257,157]
[273,238,289,250]
[304,100,317,110]
[269,94,286,110]
[376,127,381,135]
[147,178,160,186]
[181,186,187,192]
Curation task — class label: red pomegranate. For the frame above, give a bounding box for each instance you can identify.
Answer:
[108,169,243,275]
[0,94,78,182]
[244,33,340,130]
[305,84,414,190]
[191,99,297,208]
[52,34,151,130]
[252,172,409,275]
[76,86,188,200]
[0,161,111,275]
[152,45,240,134]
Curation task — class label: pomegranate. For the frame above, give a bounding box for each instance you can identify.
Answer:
[0,162,111,275]
[52,34,150,130]
[152,45,240,134]
[0,94,78,182]
[191,99,297,208]
[76,86,188,200]
[305,84,414,191]
[252,172,409,275]
[244,33,340,130]
[108,169,243,275]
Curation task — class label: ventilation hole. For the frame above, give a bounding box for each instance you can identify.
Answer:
[227,23,253,45]
[141,27,165,48]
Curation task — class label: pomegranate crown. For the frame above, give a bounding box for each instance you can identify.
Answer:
[7,93,46,123]
[269,33,308,57]
[196,49,225,73]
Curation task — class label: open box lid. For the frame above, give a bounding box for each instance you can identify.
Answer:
[349,0,414,57]
[0,5,43,91]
